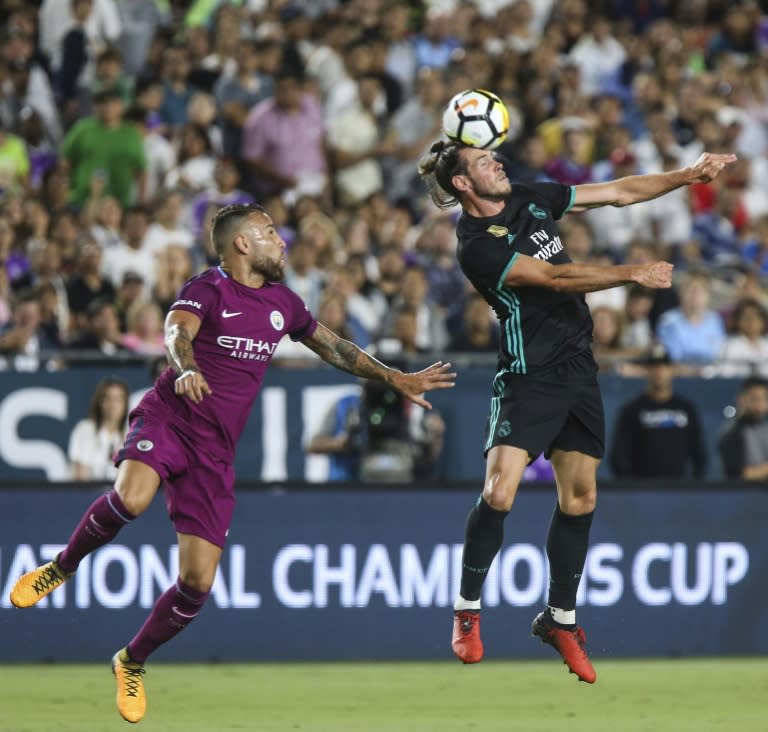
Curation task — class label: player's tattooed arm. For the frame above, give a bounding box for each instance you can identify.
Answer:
[303,323,456,409]
[303,323,393,381]
[165,309,212,403]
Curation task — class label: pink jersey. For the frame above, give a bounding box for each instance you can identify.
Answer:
[152,266,317,461]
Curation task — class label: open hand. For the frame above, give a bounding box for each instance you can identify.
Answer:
[689,152,737,183]
[390,361,456,410]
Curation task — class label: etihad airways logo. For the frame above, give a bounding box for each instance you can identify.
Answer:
[172,299,202,310]
[217,335,279,361]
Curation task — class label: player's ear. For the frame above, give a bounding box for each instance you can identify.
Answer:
[233,233,248,254]
[452,174,471,193]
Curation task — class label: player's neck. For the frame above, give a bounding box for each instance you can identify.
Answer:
[220,263,266,289]
[462,196,505,219]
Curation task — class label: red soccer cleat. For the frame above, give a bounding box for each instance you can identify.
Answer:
[452,610,484,664]
[532,610,597,683]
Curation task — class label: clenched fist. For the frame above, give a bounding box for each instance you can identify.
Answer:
[634,261,674,289]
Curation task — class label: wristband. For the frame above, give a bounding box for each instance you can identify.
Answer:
[176,368,200,380]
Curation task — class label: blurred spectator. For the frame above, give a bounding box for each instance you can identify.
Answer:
[60,86,146,207]
[214,38,279,159]
[326,74,390,207]
[68,296,128,364]
[568,16,626,96]
[159,43,196,129]
[143,189,194,255]
[153,244,193,312]
[54,0,95,123]
[620,285,655,352]
[656,269,726,367]
[66,237,115,334]
[718,376,768,480]
[284,237,325,315]
[0,288,59,371]
[88,195,123,249]
[101,204,156,292]
[0,126,30,193]
[120,300,165,356]
[609,345,707,478]
[381,66,445,204]
[380,264,448,352]
[39,0,121,79]
[68,376,128,480]
[188,158,254,238]
[124,105,176,200]
[164,123,215,192]
[113,270,145,332]
[544,117,593,186]
[241,67,327,201]
[448,293,498,354]
[715,298,768,378]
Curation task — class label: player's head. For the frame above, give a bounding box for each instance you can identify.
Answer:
[418,140,511,210]
[211,203,287,282]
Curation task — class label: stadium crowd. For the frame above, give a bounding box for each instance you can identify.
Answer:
[0,0,767,380]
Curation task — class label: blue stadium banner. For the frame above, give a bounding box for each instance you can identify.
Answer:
[0,367,745,481]
[1,486,765,661]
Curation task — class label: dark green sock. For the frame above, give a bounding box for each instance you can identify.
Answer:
[546,504,594,610]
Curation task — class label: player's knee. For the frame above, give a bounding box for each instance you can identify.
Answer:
[178,568,215,593]
[482,474,518,511]
[559,487,596,514]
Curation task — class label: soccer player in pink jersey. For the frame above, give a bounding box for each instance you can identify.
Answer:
[9,203,456,724]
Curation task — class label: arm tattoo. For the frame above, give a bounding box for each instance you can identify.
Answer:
[165,323,200,375]
[304,324,394,382]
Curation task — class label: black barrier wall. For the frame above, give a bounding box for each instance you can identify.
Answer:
[1,484,765,662]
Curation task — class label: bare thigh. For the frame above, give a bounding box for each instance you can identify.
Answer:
[482,445,530,511]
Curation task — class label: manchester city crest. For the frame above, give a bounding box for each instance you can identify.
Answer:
[270,310,285,331]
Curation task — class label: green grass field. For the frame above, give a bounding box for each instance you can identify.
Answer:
[1,659,766,732]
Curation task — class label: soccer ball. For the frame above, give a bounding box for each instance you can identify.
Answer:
[442,89,510,150]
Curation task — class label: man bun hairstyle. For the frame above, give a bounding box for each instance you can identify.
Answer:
[210,203,267,256]
[418,139,467,210]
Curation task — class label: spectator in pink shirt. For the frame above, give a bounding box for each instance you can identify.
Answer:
[241,67,327,202]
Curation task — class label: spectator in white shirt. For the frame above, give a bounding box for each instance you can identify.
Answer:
[68,376,129,480]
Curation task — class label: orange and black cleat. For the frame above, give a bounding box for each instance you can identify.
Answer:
[532,609,597,684]
[451,610,484,664]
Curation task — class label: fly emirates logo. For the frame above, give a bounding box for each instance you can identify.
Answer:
[530,230,564,261]
[217,335,279,361]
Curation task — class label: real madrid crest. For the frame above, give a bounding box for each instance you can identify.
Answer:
[270,310,285,331]
[487,225,509,237]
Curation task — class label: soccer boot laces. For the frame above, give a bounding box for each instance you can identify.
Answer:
[9,556,73,608]
[112,648,147,723]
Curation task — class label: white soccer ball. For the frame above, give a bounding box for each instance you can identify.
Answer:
[442,89,511,150]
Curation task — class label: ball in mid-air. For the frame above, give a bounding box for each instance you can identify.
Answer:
[442,88,510,150]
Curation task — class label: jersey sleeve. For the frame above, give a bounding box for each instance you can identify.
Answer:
[169,278,216,320]
[459,234,520,292]
[286,290,318,341]
[525,182,576,220]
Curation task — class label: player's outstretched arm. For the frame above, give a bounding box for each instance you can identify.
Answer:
[165,309,213,404]
[302,323,456,409]
[568,152,737,212]
[504,254,673,293]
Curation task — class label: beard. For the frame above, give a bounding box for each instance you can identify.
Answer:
[253,256,285,282]
[472,177,511,201]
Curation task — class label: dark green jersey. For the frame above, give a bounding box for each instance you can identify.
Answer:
[456,182,594,373]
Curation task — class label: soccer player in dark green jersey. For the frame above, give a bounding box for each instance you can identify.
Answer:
[419,142,735,682]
